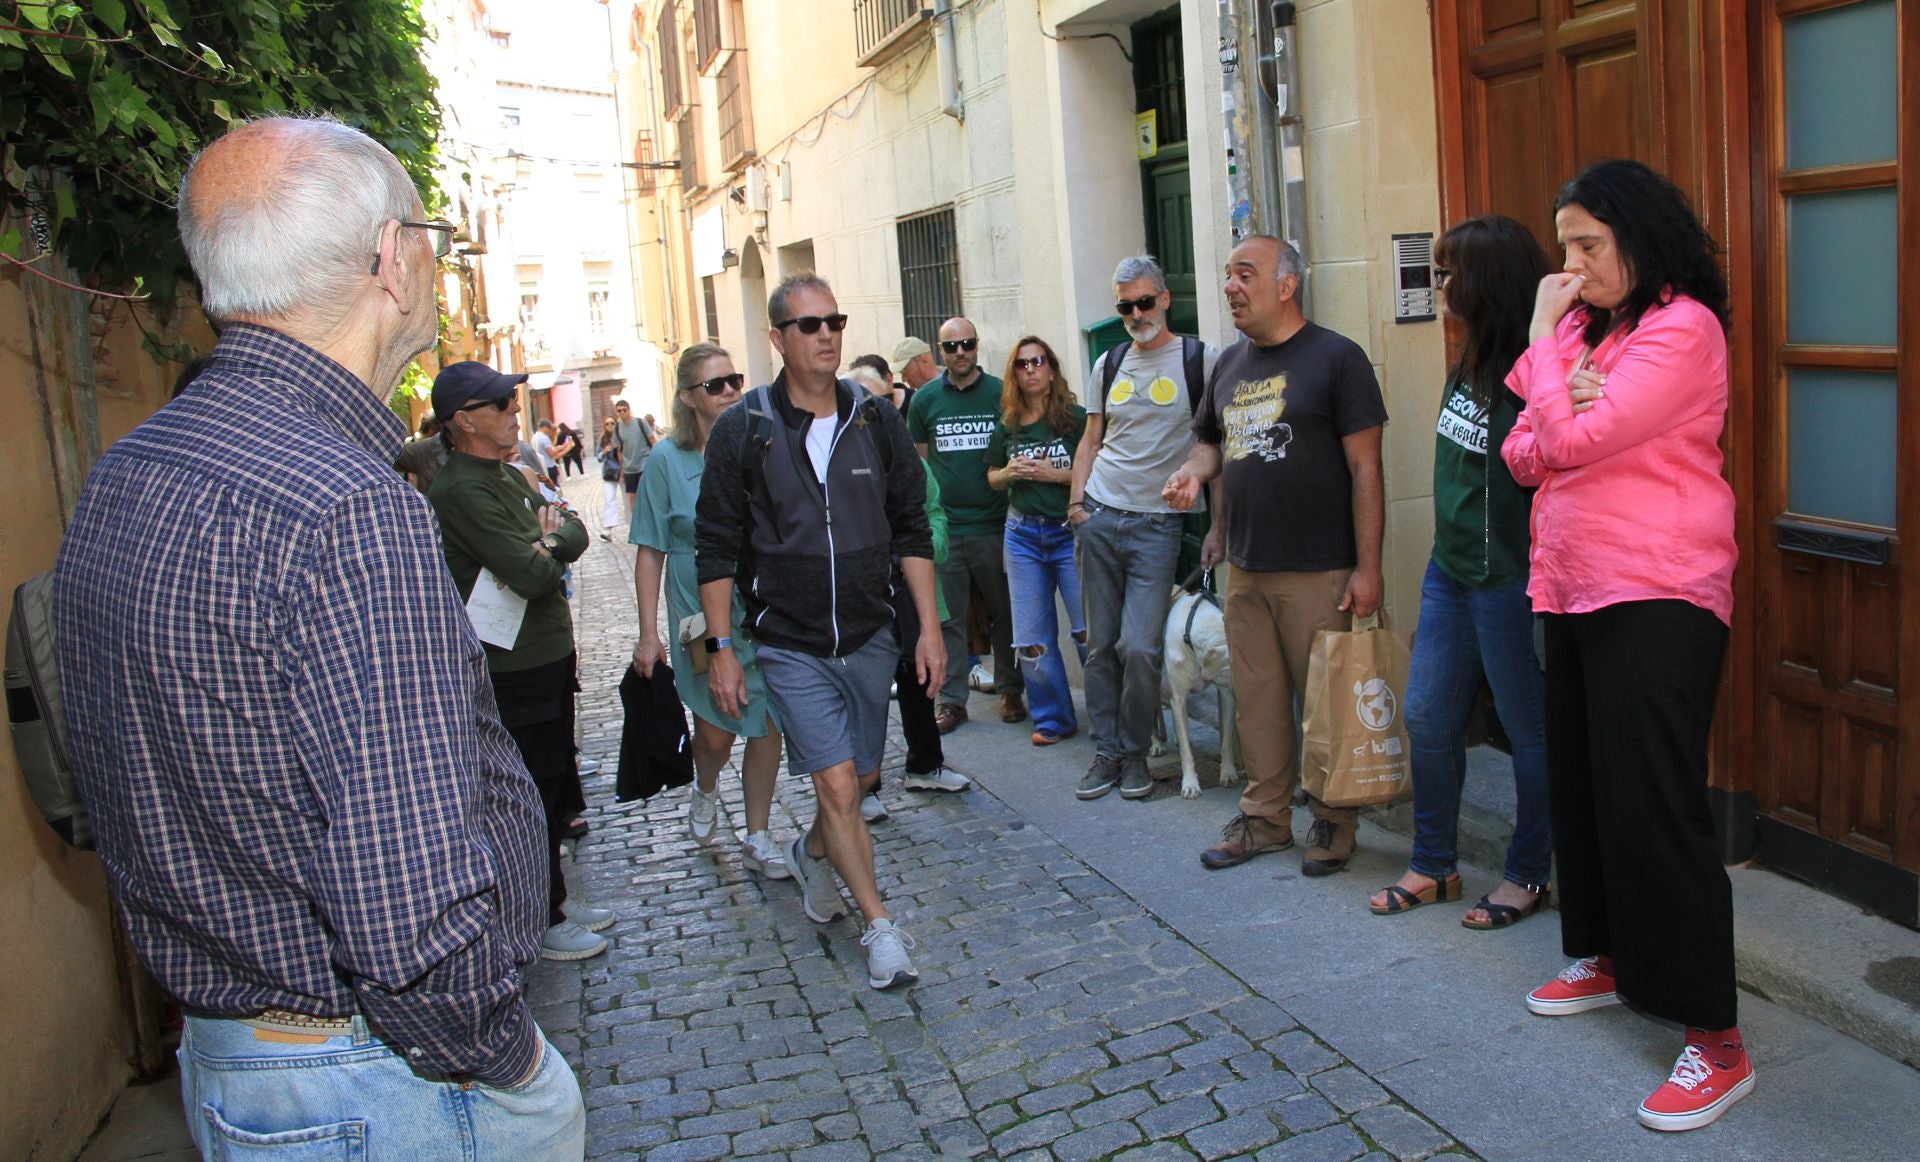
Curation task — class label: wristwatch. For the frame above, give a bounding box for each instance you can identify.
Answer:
[704,635,733,654]
[539,533,561,553]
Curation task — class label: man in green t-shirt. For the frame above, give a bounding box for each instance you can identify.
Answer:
[906,316,1024,730]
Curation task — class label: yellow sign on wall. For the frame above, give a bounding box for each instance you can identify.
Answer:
[1136,110,1158,160]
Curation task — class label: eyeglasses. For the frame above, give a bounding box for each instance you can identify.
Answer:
[690,372,745,396]
[773,314,849,334]
[1012,355,1049,371]
[1433,267,1453,287]
[458,396,512,414]
[401,220,456,259]
[1115,294,1160,316]
[940,337,978,354]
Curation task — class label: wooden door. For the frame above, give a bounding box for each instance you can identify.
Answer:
[1750,0,1920,923]
[1435,0,1657,250]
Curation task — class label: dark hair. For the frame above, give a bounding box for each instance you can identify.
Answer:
[1434,215,1550,402]
[1554,159,1730,346]
[768,272,832,324]
[850,353,891,382]
[169,354,214,399]
[999,336,1076,436]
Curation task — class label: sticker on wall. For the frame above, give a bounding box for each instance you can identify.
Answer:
[1136,110,1159,160]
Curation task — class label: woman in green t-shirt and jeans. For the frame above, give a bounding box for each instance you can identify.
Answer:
[1367,215,1555,929]
[987,336,1088,745]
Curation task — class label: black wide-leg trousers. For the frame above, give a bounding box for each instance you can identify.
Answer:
[1542,600,1737,1030]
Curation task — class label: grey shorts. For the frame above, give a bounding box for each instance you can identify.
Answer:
[755,628,899,778]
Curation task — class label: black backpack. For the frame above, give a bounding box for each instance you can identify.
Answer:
[736,382,894,502]
[5,570,93,849]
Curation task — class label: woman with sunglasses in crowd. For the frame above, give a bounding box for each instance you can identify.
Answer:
[1367,215,1553,931]
[596,415,623,541]
[1502,159,1745,1132]
[986,336,1088,745]
[630,345,789,880]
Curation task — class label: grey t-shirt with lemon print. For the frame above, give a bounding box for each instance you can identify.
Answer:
[1083,336,1219,514]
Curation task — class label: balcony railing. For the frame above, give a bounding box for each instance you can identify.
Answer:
[855,0,928,67]
[716,57,753,172]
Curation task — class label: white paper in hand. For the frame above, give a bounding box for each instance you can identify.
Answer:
[465,566,527,648]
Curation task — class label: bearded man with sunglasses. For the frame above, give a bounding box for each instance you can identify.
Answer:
[906,316,1026,731]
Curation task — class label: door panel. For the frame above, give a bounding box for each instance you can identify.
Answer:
[1569,47,1642,163]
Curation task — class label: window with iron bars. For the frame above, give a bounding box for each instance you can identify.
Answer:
[855,0,928,66]
[896,207,961,353]
[659,3,686,120]
[633,128,657,190]
[676,115,699,190]
[694,0,737,76]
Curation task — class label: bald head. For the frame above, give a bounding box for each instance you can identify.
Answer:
[180,116,419,324]
[936,316,980,381]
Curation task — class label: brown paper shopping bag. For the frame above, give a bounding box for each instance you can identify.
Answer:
[1301,614,1414,809]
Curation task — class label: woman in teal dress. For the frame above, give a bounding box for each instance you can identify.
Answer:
[631,344,788,880]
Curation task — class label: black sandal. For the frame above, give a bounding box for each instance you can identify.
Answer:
[1461,884,1550,930]
[1369,873,1462,915]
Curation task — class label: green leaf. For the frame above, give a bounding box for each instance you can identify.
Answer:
[150,23,183,51]
[210,98,233,125]
[197,43,224,71]
[0,229,22,258]
[91,0,128,35]
[33,40,76,80]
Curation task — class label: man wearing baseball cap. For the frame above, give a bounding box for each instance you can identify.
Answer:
[428,360,614,963]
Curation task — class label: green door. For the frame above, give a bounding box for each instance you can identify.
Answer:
[1134,9,1197,337]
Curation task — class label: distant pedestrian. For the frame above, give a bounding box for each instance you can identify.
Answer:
[630,344,789,879]
[697,274,942,990]
[394,411,447,493]
[1503,160,1748,1133]
[986,335,1087,745]
[532,417,572,487]
[612,397,656,520]
[907,316,1025,730]
[1068,255,1220,800]
[1368,215,1553,930]
[54,116,583,1158]
[1166,235,1388,877]
[596,415,623,539]
[556,421,585,476]
[428,360,615,966]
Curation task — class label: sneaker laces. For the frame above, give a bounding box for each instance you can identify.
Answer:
[1307,818,1336,850]
[1558,957,1603,984]
[1219,813,1257,842]
[1663,1045,1713,1092]
[860,923,917,951]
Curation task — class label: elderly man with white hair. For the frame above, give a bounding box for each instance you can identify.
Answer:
[52,117,583,1158]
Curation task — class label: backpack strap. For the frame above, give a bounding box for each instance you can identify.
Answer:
[736,386,779,504]
[1182,336,1205,416]
[1097,343,1127,404]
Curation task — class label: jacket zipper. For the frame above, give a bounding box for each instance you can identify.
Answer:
[819,413,853,656]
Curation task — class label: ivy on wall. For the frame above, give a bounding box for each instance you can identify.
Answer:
[1,0,443,307]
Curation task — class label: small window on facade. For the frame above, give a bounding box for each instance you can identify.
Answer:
[896,206,961,353]
[702,277,720,342]
[587,282,611,341]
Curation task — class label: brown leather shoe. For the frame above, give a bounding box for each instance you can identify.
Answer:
[1302,817,1357,877]
[935,703,969,734]
[1200,813,1294,870]
[999,693,1028,724]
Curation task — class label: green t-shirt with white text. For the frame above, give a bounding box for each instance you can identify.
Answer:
[906,371,1007,535]
[985,408,1088,522]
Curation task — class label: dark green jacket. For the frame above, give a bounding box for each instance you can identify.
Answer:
[429,450,587,671]
[1431,373,1532,588]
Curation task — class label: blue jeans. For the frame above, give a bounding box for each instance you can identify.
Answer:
[1075,499,1183,758]
[1005,515,1086,736]
[180,1016,584,1160]
[1406,558,1553,887]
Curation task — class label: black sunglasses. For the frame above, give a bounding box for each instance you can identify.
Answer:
[774,314,849,334]
[1012,354,1049,371]
[940,337,978,353]
[458,396,512,414]
[1115,294,1160,316]
[690,372,745,396]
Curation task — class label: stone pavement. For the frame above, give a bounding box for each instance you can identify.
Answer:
[74,470,1920,1160]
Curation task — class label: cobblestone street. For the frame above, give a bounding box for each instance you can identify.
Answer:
[539,488,1462,1161]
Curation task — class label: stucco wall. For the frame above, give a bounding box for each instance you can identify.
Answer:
[0,275,197,1159]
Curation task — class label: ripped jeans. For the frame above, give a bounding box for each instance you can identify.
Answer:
[1005,514,1087,737]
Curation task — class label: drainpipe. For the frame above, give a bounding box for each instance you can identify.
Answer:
[933,0,964,121]
[1268,2,1310,313]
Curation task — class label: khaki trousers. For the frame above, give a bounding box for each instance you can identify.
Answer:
[1224,564,1359,828]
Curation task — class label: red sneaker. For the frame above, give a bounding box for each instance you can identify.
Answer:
[1525,957,1621,1016]
[1637,1044,1755,1131]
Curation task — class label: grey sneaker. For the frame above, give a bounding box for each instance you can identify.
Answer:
[1077,754,1123,800]
[1119,753,1153,799]
[742,830,792,880]
[540,919,610,961]
[861,918,919,990]
[561,901,615,933]
[787,834,845,923]
[904,766,971,793]
[576,757,601,777]
[688,785,719,842]
[860,792,889,823]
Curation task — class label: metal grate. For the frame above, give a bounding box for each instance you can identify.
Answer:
[633,128,656,190]
[1132,12,1187,146]
[896,206,961,353]
[855,0,927,65]
[716,56,753,171]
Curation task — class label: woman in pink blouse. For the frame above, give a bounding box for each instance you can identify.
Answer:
[1501,160,1749,1133]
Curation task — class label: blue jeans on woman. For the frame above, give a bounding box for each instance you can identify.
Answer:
[1005,514,1086,737]
[1406,558,1552,888]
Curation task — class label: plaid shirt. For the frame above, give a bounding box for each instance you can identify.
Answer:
[53,325,548,1087]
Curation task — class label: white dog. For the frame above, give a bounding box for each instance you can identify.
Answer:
[1148,584,1242,799]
